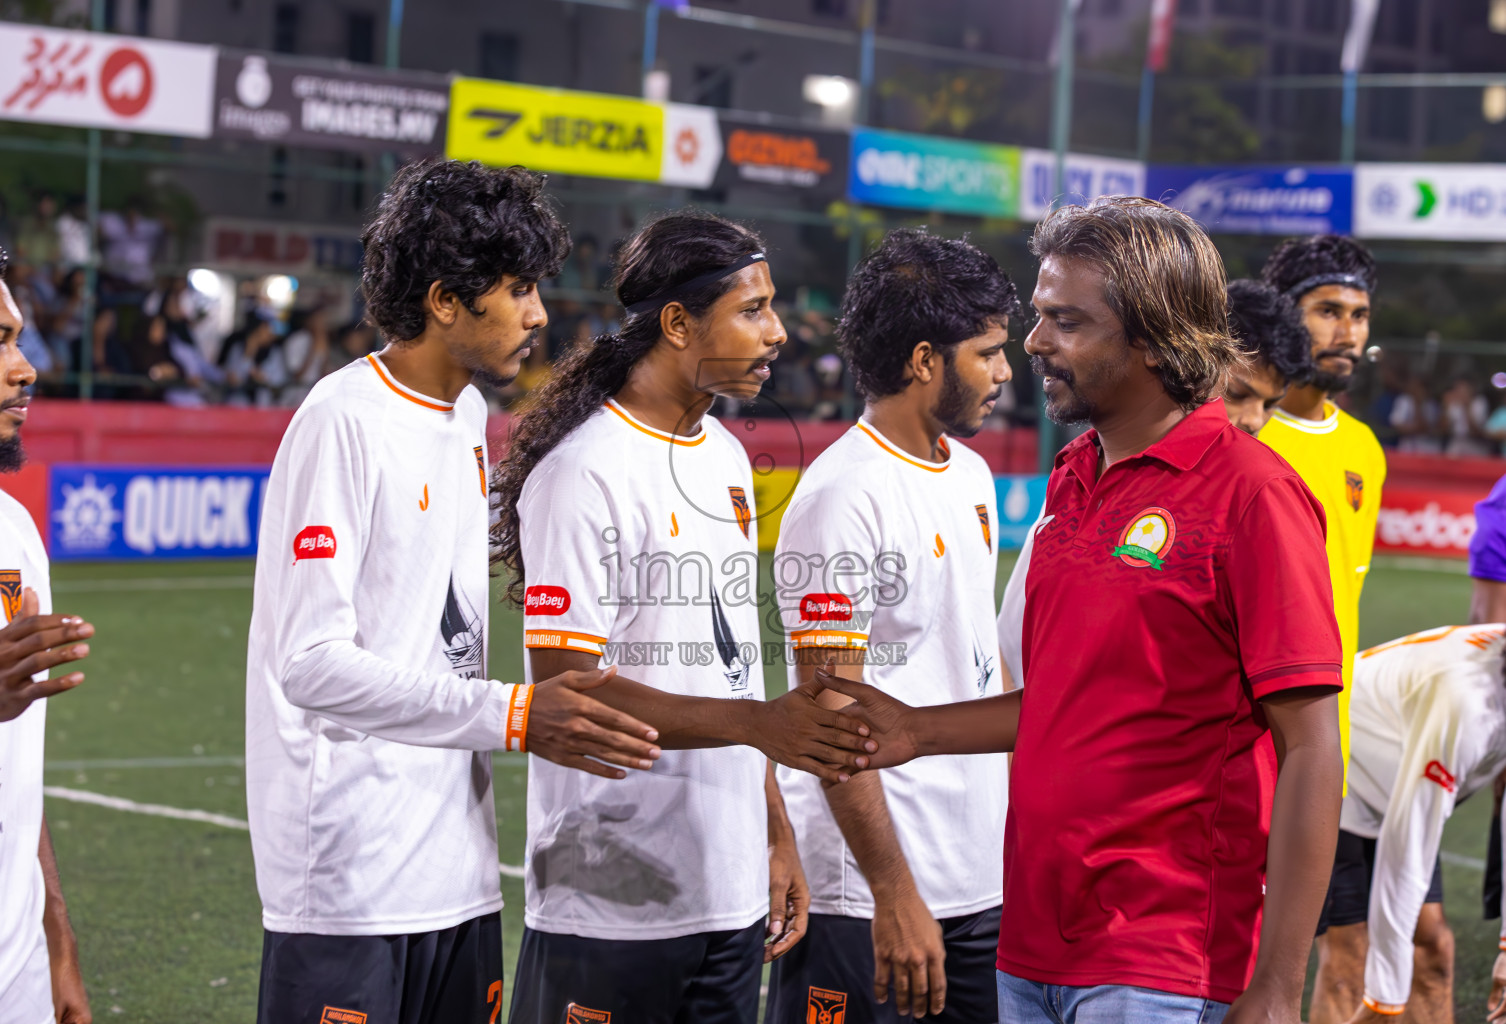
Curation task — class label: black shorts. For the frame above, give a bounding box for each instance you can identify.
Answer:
[1316,829,1444,936]
[506,918,764,1024]
[764,906,1003,1024]
[256,911,503,1024]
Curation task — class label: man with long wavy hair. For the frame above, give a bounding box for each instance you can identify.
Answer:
[823,196,1345,1024]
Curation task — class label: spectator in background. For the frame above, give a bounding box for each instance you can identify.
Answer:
[325,321,378,373]
[98,200,162,294]
[556,233,604,293]
[14,193,59,274]
[45,267,88,373]
[218,312,285,406]
[279,306,332,405]
[54,197,91,271]
[1369,362,1407,448]
[1441,375,1492,458]
[3,262,54,377]
[124,314,183,391]
[1392,374,1442,455]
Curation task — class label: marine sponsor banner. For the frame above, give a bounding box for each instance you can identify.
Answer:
[848,128,1020,218]
[202,218,363,275]
[1145,164,1353,235]
[447,78,663,182]
[1373,486,1477,559]
[49,465,270,561]
[1355,163,1506,241]
[0,22,214,137]
[713,116,849,199]
[213,51,448,154]
[1020,149,1145,220]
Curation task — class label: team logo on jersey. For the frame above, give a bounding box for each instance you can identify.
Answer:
[474,445,487,498]
[711,589,752,695]
[565,1004,611,1023]
[1112,508,1176,570]
[0,570,21,622]
[807,987,846,1024]
[1424,759,1457,793]
[293,525,337,561]
[525,585,571,616]
[976,504,991,550]
[1345,470,1363,512]
[320,1008,368,1024]
[670,512,680,538]
[419,484,430,511]
[972,635,997,696]
[933,533,945,558]
[729,486,752,539]
[439,576,485,678]
[801,593,852,622]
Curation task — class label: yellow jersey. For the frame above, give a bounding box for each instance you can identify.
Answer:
[1259,403,1387,775]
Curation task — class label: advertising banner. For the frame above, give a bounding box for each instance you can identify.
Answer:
[1145,164,1353,235]
[0,22,214,137]
[203,218,363,275]
[713,117,849,199]
[447,78,664,182]
[1373,486,1478,559]
[993,475,1049,551]
[49,465,270,562]
[660,102,721,189]
[848,128,1020,218]
[213,51,448,154]
[1355,163,1506,241]
[1020,149,1146,221]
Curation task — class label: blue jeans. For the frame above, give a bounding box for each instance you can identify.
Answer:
[996,971,1230,1023]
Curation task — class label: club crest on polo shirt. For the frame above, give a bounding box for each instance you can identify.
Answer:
[1112,507,1177,570]
[0,569,21,621]
[1345,470,1363,512]
[976,504,991,550]
[729,485,752,539]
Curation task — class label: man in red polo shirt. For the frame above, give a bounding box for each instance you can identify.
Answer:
[822,196,1344,1023]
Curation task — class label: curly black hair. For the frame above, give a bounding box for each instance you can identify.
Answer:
[490,210,765,607]
[360,157,570,343]
[1260,234,1377,299]
[1226,279,1312,387]
[837,229,1020,400]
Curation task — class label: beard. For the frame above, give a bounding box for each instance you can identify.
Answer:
[0,434,25,473]
[1030,355,1095,426]
[1310,347,1357,394]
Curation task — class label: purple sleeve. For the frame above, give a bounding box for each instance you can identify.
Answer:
[1470,475,1506,582]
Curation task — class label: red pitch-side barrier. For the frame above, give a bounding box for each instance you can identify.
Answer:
[1,401,1498,560]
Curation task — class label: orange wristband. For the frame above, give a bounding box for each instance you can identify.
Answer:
[503,685,534,753]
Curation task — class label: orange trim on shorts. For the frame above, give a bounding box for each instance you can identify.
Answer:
[365,354,455,412]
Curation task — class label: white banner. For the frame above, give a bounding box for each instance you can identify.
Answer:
[0,22,214,137]
[1020,149,1146,221]
[660,103,722,189]
[1355,163,1506,241]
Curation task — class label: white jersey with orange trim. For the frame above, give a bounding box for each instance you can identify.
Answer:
[997,510,1046,690]
[0,491,56,1024]
[246,354,523,936]
[774,420,1007,919]
[517,399,767,941]
[1344,624,1506,1012]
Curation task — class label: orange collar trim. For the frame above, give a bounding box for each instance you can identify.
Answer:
[366,354,455,412]
[856,421,950,472]
[605,399,707,446]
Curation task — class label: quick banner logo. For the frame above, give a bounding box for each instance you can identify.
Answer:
[122,475,256,554]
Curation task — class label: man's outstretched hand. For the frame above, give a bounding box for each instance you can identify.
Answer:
[0,588,93,723]
[754,679,877,785]
[813,664,923,771]
[527,666,663,779]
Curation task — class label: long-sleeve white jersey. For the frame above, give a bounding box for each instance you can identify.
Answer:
[246,355,523,935]
[1344,624,1506,1010]
[0,490,56,1024]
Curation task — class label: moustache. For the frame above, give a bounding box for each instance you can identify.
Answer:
[1315,349,1356,362]
[1,389,32,411]
[1029,355,1074,384]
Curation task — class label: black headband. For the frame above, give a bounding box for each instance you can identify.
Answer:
[1285,272,1370,300]
[624,252,767,317]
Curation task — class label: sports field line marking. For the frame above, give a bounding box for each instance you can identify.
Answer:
[1441,850,1488,872]
[53,575,255,593]
[42,785,530,877]
[45,752,529,771]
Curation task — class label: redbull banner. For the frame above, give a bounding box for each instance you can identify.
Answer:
[49,465,270,561]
